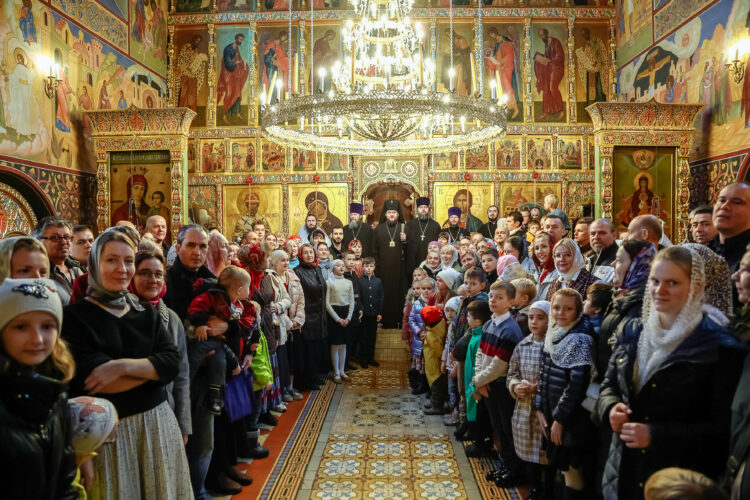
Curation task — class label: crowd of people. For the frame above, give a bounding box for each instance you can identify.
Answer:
[3,183,750,500]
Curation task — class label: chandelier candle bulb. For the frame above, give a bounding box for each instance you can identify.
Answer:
[319,67,327,93]
[470,53,477,95]
[419,44,424,86]
[293,53,299,94]
[490,80,497,100]
[449,68,455,92]
[267,71,277,105]
[276,78,283,102]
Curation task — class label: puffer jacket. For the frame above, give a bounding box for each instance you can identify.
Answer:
[266,270,293,345]
[284,270,305,330]
[534,316,594,449]
[253,273,291,354]
[595,286,645,383]
[0,366,78,500]
[597,315,744,500]
[294,262,328,341]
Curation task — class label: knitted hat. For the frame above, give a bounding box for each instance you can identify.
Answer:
[529,300,550,318]
[448,206,461,217]
[0,278,62,332]
[349,202,364,215]
[445,296,461,312]
[437,268,460,289]
[67,396,118,456]
[421,305,444,326]
[416,197,430,207]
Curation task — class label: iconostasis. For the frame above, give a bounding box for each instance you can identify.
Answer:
[174,0,614,238]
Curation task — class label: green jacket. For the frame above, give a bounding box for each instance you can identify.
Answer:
[252,327,273,391]
[464,325,484,422]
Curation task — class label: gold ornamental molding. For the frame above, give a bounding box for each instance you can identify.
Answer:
[586,100,703,242]
[88,106,197,238]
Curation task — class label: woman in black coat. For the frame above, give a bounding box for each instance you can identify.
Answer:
[597,246,744,500]
[0,277,78,500]
[293,243,328,390]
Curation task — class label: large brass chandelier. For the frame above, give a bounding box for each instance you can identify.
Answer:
[259,0,507,155]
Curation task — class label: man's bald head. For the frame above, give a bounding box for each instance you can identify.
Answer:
[146,215,168,243]
[713,182,750,240]
[627,214,662,247]
[242,231,259,246]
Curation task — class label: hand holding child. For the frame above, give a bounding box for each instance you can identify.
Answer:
[609,402,632,433]
[195,325,209,341]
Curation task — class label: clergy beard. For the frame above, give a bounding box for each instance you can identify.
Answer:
[418,213,429,221]
[386,220,398,227]
[488,216,497,223]
[449,223,459,229]
[349,220,361,230]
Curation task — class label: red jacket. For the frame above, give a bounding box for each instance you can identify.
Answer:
[187,287,255,330]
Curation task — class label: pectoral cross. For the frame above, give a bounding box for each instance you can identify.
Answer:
[420,235,424,241]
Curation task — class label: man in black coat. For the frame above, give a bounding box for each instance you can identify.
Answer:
[710,182,750,309]
[403,197,441,278]
[343,202,374,257]
[373,199,407,328]
[479,205,500,239]
[444,206,469,245]
[586,218,619,283]
[359,256,384,368]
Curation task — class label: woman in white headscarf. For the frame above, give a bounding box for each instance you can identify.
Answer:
[596,246,744,500]
[545,238,600,302]
[62,230,193,499]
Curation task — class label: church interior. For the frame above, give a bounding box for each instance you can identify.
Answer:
[2,0,750,498]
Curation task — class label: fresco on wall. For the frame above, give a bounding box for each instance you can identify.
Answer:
[438,24,474,96]
[292,148,317,171]
[312,26,339,93]
[188,184,218,231]
[689,153,745,209]
[557,137,583,169]
[110,150,171,231]
[129,0,167,75]
[225,184,283,241]
[434,182,493,230]
[322,153,348,171]
[574,23,610,120]
[0,7,166,170]
[617,0,750,161]
[432,151,458,170]
[216,25,252,126]
[187,141,197,173]
[496,138,521,169]
[230,140,256,172]
[173,26,209,127]
[530,22,568,122]
[654,0,715,40]
[465,146,490,170]
[201,140,227,173]
[289,183,347,235]
[261,140,286,171]
[176,0,212,13]
[483,23,523,121]
[500,182,561,217]
[615,0,653,68]
[258,27,297,101]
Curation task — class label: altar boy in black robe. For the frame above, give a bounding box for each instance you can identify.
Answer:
[343,202,374,258]
[373,199,407,328]
[404,197,441,278]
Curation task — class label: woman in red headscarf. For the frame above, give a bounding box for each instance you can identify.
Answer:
[111,174,151,228]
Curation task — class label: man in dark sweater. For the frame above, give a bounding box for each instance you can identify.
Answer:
[711,183,750,310]
[359,256,384,367]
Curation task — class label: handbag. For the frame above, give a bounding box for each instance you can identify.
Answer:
[224,369,254,422]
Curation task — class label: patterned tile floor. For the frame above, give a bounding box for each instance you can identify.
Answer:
[302,329,483,500]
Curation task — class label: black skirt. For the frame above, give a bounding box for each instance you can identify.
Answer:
[328,304,351,345]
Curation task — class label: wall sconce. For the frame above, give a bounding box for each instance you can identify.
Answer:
[726,40,750,84]
[36,55,61,100]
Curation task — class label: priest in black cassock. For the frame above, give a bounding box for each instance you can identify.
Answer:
[445,207,469,245]
[403,197,441,277]
[373,199,407,328]
[479,205,500,239]
[343,202,374,257]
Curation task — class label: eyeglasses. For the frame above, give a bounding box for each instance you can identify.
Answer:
[40,235,72,243]
[136,270,164,281]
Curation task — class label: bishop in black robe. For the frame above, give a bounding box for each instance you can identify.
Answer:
[343,202,374,258]
[404,197,441,277]
[373,199,407,328]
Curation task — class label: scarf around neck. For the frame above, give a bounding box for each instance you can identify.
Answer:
[128,281,166,308]
[543,317,593,369]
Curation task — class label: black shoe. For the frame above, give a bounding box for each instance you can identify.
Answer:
[368,360,380,367]
[345,361,357,371]
[259,412,278,427]
[454,422,469,440]
[207,385,223,416]
[485,460,509,481]
[465,442,493,458]
[494,470,524,488]
[525,488,542,500]
[206,475,242,495]
[360,360,369,369]
[242,445,270,459]
[225,466,253,486]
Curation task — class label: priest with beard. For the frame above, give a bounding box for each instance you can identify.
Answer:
[403,197,441,277]
[343,202,373,257]
[445,207,470,245]
[373,200,407,328]
[479,205,500,239]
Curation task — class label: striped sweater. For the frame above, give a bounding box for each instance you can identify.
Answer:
[472,313,524,388]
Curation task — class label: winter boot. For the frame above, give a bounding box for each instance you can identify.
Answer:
[243,429,270,459]
[207,385,223,416]
[407,368,419,391]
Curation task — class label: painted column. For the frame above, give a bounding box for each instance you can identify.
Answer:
[208,23,217,128]
[567,16,576,123]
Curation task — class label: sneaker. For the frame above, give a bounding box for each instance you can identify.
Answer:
[340,372,350,381]
[282,393,294,403]
[333,375,343,384]
[272,404,287,413]
[207,385,223,416]
[443,412,459,426]
[291,389,304,400]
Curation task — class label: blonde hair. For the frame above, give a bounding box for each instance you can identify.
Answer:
[218,265,251,290]
[0,236,48,284]
[420,277,436,290]
[551,288,583,317]
[511,278,537,301]
[644,468,727,500]
[2,323,76,383]
[544,193,559,208]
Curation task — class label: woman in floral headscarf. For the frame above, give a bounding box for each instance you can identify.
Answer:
[545,238,599,302]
